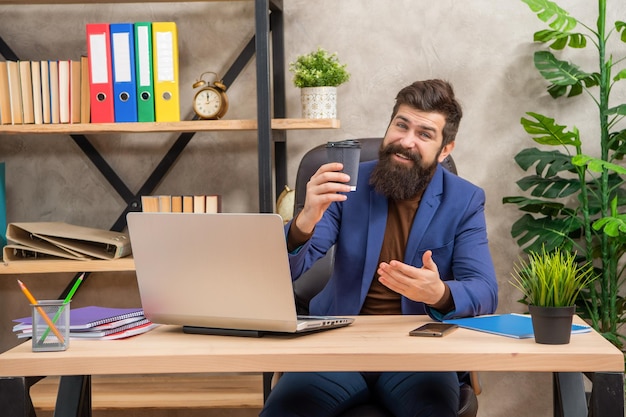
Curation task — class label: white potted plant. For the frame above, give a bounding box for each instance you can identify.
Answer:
[289,47,350,119]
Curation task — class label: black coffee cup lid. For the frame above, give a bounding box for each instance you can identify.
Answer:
[326,140,361,148]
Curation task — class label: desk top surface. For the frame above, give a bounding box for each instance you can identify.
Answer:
[0,315,622,377]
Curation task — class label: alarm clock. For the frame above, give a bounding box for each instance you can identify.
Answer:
[192,72,229,120]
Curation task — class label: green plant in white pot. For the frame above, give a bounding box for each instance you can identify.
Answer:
[289,47,350,119]
[511,247,597,344]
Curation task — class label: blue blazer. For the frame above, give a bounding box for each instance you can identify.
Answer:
[286,160,498,320]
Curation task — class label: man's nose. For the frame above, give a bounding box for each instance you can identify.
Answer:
[399,134,418,148]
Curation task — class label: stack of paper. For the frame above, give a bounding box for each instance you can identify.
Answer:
[13,306,158,340]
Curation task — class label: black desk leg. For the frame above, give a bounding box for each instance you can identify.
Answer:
[553,372,587,417]
[0,376,40,417]
[54,376,91,417]
[588,372,624,417]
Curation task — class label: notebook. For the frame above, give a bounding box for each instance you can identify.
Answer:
[126,212,354,336]
[13,306,144,330]
[12,306,156,340]
[443,313,591,339]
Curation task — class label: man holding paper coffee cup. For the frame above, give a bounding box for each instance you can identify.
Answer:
[263,80,498,417]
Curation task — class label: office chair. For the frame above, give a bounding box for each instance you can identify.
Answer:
[265,138,479,417]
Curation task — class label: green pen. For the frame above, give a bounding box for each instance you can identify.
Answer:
[38,273,84,343]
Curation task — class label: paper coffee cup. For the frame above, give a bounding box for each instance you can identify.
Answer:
[326,140,361,191]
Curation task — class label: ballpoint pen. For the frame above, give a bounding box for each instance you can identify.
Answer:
[38,273,84,343]
[17,280,65,344]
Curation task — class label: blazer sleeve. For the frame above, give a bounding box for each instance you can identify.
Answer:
[426,185,498,320]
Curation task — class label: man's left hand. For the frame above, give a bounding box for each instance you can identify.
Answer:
[377,250,446,305]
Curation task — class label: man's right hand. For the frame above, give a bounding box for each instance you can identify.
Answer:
[294,162,352,234]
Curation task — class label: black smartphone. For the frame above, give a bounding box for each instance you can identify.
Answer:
[409,322,458,337]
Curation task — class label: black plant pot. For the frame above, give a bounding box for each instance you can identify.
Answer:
[528,305,576,345]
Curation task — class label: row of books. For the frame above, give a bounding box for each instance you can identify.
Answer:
[86,21,180,123]
[0,58,89,125]
[13,306,158,340]
[141,194,222,213]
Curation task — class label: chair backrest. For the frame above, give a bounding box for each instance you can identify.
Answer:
[292,137,457,314]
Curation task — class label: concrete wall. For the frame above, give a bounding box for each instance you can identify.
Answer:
[1,1,624,416]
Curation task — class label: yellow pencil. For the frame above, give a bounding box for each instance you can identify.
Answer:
[17,280,65,344]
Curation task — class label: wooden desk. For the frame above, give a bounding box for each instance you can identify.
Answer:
[0,315,623,416]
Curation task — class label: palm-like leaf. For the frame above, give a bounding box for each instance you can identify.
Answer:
[511,213,582,253]
[608,130,626,160]
[534,29,586,49]
[594,215,626,237]
[521,0,577,32]
[617,21,626,42]
[502,196,569,217]
[514,147,575,175]
[534,51,597,98]
[521,112,580,147]
[517,175,580,198]
[572,155,626,175]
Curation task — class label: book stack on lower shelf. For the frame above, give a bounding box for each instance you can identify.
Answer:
[141,194,221,213]
[13,306,158,340]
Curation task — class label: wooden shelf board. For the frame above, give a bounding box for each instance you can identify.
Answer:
[0,256,135,274]
[0,119,340,135]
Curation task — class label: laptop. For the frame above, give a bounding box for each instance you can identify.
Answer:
[126,212,354,337]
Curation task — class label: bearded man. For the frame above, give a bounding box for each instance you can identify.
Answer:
[261,79,498,417]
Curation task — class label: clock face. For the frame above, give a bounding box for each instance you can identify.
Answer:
[194,88,223,118]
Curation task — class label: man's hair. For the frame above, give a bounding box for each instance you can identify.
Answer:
[390,79,463,147]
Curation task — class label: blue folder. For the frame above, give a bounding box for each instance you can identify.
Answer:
[444,314,591,339]
[110,23,138,122]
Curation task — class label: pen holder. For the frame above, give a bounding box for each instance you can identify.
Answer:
[31,300,70,352]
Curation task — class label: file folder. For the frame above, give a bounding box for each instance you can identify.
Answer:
[152,22,180,122]
[110,23,138,122]
[134,22,155,122]
[86,23,114,123]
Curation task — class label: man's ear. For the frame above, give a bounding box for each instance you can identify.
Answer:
[438,142,455,162]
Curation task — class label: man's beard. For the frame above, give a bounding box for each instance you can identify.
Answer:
[369,143,439,200]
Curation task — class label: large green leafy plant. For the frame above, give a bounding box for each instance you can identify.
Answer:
[503,0,626,348]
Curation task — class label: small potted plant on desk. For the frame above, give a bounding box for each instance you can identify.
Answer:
[510,247,596,344]
[289,47,350,119]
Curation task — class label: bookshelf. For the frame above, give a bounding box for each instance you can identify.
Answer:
[0,0,341,273]
[0,0,340,214]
